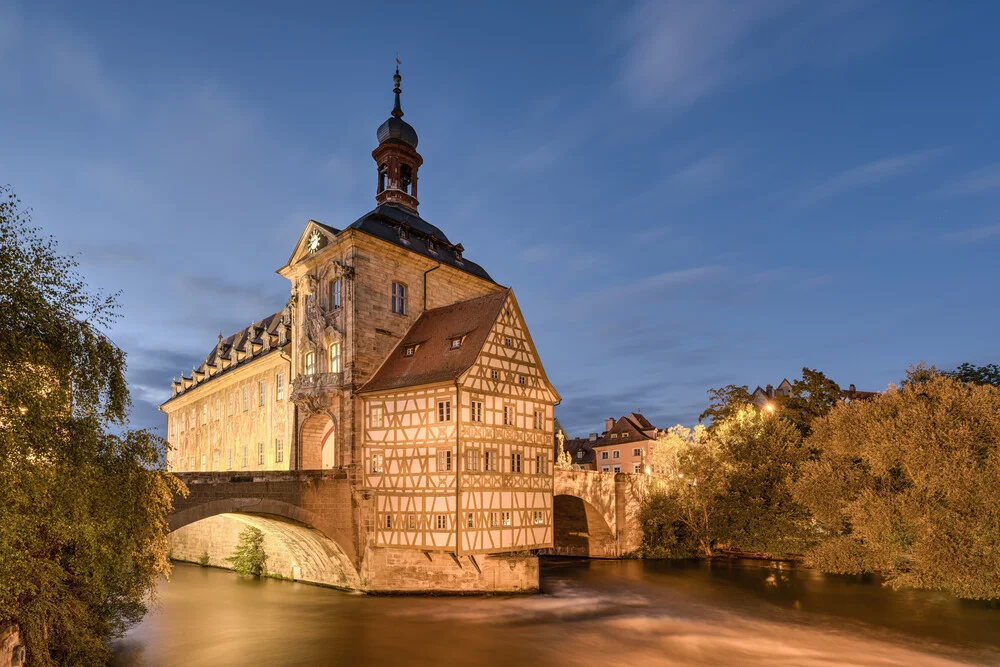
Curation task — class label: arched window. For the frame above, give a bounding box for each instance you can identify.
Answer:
[329,342,341,373]
[399,164,412,194]
[330,278,341,309]
[304,351,316,375]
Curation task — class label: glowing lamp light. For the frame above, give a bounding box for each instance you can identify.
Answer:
[764,403,775,413]
[644,466,652,475]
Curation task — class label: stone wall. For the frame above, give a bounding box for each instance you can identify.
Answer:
[169,513,360,589]
[0,624,24,667]
[361,547,538,594]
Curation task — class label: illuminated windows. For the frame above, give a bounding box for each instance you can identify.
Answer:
[304,351,316,375]
[276,439,284,463]
[276,373,284,401]
[258,381,266,406]
[464,449,479,472]
[371,405,384,428]
[329,342,341,373]
[370,452,384,474]
[437,449,452,472]
[330,278,341,309]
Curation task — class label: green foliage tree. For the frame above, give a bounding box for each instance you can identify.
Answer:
[698,384,753,430]
[946,362,1000,388]
[773,368,842,439]
[226,526,268,577]
[640,408,811,558]
[647,424,707,477]
[0,186,183,665]
[794,375,1000,599]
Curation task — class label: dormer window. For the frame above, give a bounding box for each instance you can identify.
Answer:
[450,338,462,350]
[398,226,410,244]
[426,239,437,255]
[403,345,415,357]
[504,337,513,347]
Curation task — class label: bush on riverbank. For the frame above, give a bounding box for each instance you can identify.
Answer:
[226,527,268,577]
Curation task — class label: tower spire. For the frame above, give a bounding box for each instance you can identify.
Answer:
[392,63,403,118]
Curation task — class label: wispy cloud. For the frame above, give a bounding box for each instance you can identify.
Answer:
[580,266,723,310]
[942,223,1000,244]
[617,1,897,111]
[933,163,1000,198]
[795,148,944,207]
[671,153,729,188]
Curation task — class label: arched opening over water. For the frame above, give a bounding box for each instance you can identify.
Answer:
[168,500,360,589]
[551,494,617,558]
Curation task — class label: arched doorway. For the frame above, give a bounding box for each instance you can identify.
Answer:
[300,412,335,470]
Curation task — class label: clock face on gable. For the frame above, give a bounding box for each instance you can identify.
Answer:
[307,230,324,253]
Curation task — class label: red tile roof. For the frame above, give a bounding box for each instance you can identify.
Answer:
[359,289,510,394]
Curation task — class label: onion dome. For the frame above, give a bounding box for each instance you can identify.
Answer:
[376,67,418,149]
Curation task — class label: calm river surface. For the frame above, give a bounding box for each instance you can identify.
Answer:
[112,558,1000,666]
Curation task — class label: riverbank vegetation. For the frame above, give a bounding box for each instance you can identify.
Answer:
[639,365,1000,600]
[226,526,269,577]
[0,187,183,665]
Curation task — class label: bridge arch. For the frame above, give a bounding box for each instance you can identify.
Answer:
[551,494,617,558]
[299,411,337,470]
[168,498,360,589]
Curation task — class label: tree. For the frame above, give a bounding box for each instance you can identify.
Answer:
[647,424,707,478]
[0,186,183,665]
[946,362,1000,388]
[794,375,1000,599]
[710,407,812,554]
[698,384,754,429]
[774,368,842,439]
[226,526,268,577]
[640,408,811,559]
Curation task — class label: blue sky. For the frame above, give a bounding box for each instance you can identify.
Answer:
[3,1,999,436]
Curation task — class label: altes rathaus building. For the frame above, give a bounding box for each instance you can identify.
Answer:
[160,70,561,590]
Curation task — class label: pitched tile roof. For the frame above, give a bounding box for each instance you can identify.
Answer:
[359,289,510,394]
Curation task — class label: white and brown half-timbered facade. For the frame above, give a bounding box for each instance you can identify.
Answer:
[360,289,560,556]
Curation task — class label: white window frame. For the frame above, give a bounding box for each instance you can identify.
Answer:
[613,450,620,459]
[633,448,642,457]
[535,454,545,475]
[258,442,264,465]
[601,451,609,460]
[438,400,451,422]
[437,449,453,472]
[329,342,341,373]
[331,278,341,309]
[435,514,447,530]
[391,281,407,315]
[533,410,543,430]
[242,387,249,412]
[371,405,384,428]
[501,511,512,527]
[485,450,498,472]
[304,351,316,375]
[464,449,479,472]
[370,451,385,474]
[503,405,513,426]
[276,373,284,401]
[471,401,483,422]
[510,452,522,474]
[276,439,284,463]
[258,381,266,407]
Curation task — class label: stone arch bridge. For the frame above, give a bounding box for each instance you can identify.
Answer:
[168,468,650,590]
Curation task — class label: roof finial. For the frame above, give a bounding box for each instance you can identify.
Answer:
[392,57,403,119]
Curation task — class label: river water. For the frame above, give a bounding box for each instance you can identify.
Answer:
[112,558,1000,666]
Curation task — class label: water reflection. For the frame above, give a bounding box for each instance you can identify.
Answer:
[112,559,1000,667]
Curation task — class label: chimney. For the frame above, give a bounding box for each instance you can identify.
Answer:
[766,384,774,397]
[605,417,615,433]
[589,433,598,442]
[849,384,856,392]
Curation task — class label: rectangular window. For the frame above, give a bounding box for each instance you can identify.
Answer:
[510,452,522,474]
[504,337,512,347]
[613,450,620,459]
[385,514,392,529]
[535,454,545,475]
[501,512,512,527]
[437,449,452,472]
[613,465,621,473]
[601,451,609,460]
[467,513,474,529]
[276,373,284,401]
[258,442,264,465]
[533,511,544,525]
[391,282,407,315]
[276,439,284,463]
[242,445,248,468]
[471,401,483,422]
[491,369,499,380]
[489,512,498,528]
[371,405,384,428]
[331,278,341,309]
[633,448,642,457]
[407,514,416,530]
[242,387,249,412]
[464,449,479,472]
[503,405,513,426]
[438,400,451,422]
[215,399,221,420]
[305,351,316,375]
[436,514,447,530]
[202,404,207,424]
[200,454,207,471]
[519,375,526,385]
[370,452,384,474]
[533,410,544,430]
[403,345,415,357]
[602,466,610,472]
[485,450,498,472]
[634,463,642,473]
[611,433,618,439]
[213,451,220,471]
[329,342,341,373]
[450,337,462,350]
[259,381,266,407]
